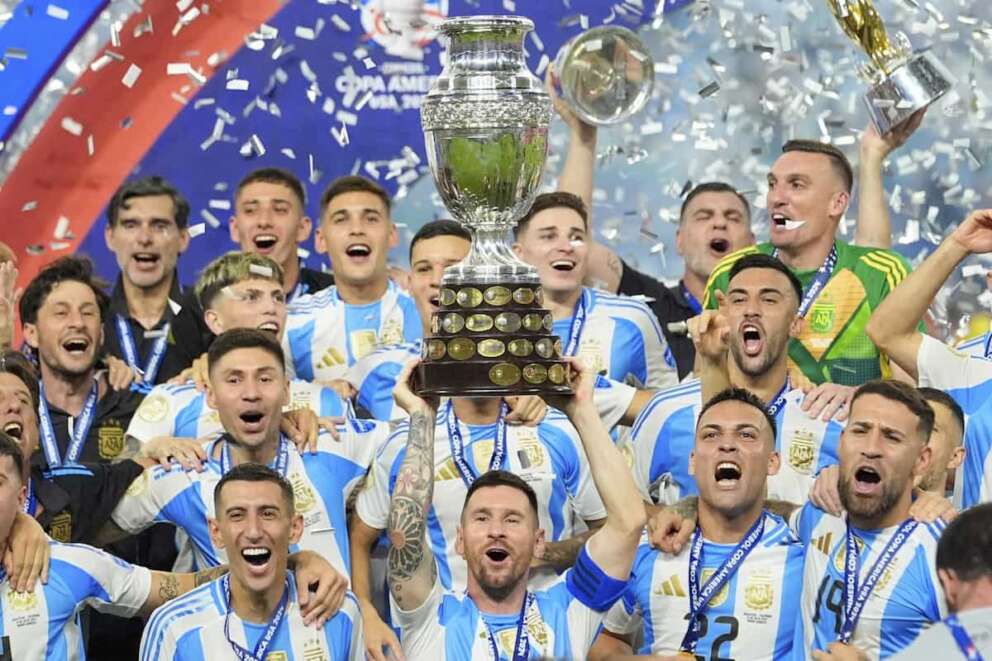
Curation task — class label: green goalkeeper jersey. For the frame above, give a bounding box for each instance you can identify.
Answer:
[703,240,914,386]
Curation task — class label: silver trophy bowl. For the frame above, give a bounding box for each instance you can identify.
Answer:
[421,15,550,286]
[863,50,953,134]
[554,25,655,126]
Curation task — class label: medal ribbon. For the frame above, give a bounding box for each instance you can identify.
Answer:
[220,435,290,476]
[765,379,790,418]
[223,574,290,661]
[447,399,509,488]
[484,591,535,661]
[37,379,99,467]
[945,614,985,661]
[23,478,36,516]
[983,332,992,359]
[115,314,170,386]
[839,518,918,644]
[680,513,767,654]
[563,289,591,357]
[680,282,702,315]
[773,244,838,319]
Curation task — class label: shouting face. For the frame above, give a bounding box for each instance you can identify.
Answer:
[105,194,188,291]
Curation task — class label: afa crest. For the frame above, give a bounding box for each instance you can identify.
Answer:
[98,422,125,459]
[291,473,317,514]
[787,430,817,474]
[6,587,38,611]
[49,512,72,542]
[809,300,836,334]
[744,571,774,611]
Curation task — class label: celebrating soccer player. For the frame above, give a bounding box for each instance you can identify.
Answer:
[590,388,806,659]
[382,357,644,659]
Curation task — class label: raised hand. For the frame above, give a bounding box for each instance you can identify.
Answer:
[950,208,992,255]
[860,107,926,159]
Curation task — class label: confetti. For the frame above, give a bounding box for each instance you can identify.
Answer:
[53,216,70,240]
[187,223,206,238]
[121,63,142,88]
[249,264,274,277]
[60,117,83,136]
[46,4,69,20]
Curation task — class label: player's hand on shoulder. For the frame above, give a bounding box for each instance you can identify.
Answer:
[291,550,348,628]
[140,436,207,471]
[105,355,141,391]
[810,465,843,516]
[909,489,957,523]
[801,382,854,422]
[282,407,319,454]
[647,501,696,554]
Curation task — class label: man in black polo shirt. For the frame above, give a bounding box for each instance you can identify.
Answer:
[170,167,334,367]
[102,176,191,388]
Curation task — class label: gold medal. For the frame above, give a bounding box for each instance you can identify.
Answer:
[442,313,465,334]
[535,338,554,359]
[484,286,512,307]
[542,313,553,331]
[466,313,494,333]
[426,340,447,360]
[522,313,544,332]
[508,338,533,357]
[548,363,566,384]
[447,338,476,360]
[522,363,548,384]
[489,362,521,386]
[440,288,457,306]
[456,287,483,308]
[495,312,522,333]
[512,287,535,305]
[478,339,506,358]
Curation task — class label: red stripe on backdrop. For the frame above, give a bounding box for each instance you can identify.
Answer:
[0,0,281,296]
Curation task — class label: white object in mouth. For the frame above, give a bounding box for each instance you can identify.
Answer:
[782,219,807,231]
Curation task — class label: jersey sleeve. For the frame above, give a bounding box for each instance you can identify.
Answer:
[325,593,365,661]
[53,543,152,617]
[110,464,198,534]
[354,426,405,530]
[630,301,678,389]
[46,459,145,543]
[601,543,650,636]
[788,500,824,544]
[349,356,404,422]
[628,393,665,501]
[318,385,346,417]
[393,575,446,656]
[559,546,629,653]
[544,422,607,523]
[917,334,992,413]
[592,376,636,432]
[126,387,179,443]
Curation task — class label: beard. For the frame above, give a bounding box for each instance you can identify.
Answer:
[40,348,96,381]
[470,554,529,603]
[838,473,906,524]
[729,333,787,379]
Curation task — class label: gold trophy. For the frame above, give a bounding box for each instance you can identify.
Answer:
[826,0,952,134]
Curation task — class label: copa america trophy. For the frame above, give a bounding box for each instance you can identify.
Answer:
[416,16,572,397]
[826,0,952,134]
[553,25,655,125]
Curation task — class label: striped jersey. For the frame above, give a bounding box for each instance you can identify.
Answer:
[140,573,362,661]
[704,241,915,387]
[354,406,606,591]
[283,282,421,382]
[629,379,843,505]
[0,542,150,661]
[890,607,992,659]
[395,546,626,659]
[603,512,804,659]
[111,424,385,574]
[346,340,637,427]
[126,378,346,444]
[955,330,992,359]
[916,334,992,508]
[791,502,946,659]
[553,287,677,389]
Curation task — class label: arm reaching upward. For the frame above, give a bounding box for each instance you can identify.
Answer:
[385,360,439,612]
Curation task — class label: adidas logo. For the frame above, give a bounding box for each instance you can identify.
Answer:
[812,533,833,555]
[654,574,687,598]
[320,348,347,369]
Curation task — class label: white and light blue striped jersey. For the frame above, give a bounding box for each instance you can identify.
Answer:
[112,423,386,574]
[553,287,677,389]
[346,339,637,427]
[603,513,804,659]
[890,607,992,659]
[629,380,843,505]
[395,546,626,659]
[126,378,346,444]
[355,407,606,591]
[283,282,421,382]
[140,573,362,660]
[1,542,150,660]
[954,330,991,359]
[917,334,992,508]
[790,502,947,659]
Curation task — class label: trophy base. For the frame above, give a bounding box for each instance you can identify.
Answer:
[415,361,573,397]
[864,50,952,134]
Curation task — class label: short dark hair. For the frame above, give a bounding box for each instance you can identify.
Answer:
[918,387,965,441]
[214,462,294,514]
[727,253,804,306]
[19,256,110,326]
[850,380,935,443]
[936,502,992,582]
[679,182,751,223]
[514,191,588,239]
[697,387,778,442]
[782,139,854,193]
[207,328,286,376]
[107,175,190,229]
[408,220,472,261]
[194,252,285,311]
[0,432,25,485]
[0,350,40,410]
[236,167,307,209]
[319,175,391,218]
[463,470,538,520]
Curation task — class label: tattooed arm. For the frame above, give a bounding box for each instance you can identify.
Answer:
[532,518,605,572]
[386,360,441,612]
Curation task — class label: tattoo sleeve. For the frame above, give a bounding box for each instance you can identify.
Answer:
[386,410,437,610]
[673,496,699,520]
[536,530,595,572]
[158,573,181,601]
[192,565,228,587]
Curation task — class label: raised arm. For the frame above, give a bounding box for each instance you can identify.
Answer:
[549,360,646,579]
[385,361,439,612]
[854,109,925,248]
[866,209,992,379]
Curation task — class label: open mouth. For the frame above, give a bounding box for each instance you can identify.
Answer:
[771,213,806,231]
[62,338,90,355]
[256,321,280,334]
[253,234,278,251]
[709,238,729,254]
[714,461,742,485]
[428,294,440,307]
[239,411,265,425]
[133,253,160,266]
[484,547,510,563]
[550,259,575,272]
[2,421,23,440]
[853,465,882,495]
[345,244,371,258]
[740,323,763,356]
[241,547,272,567]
